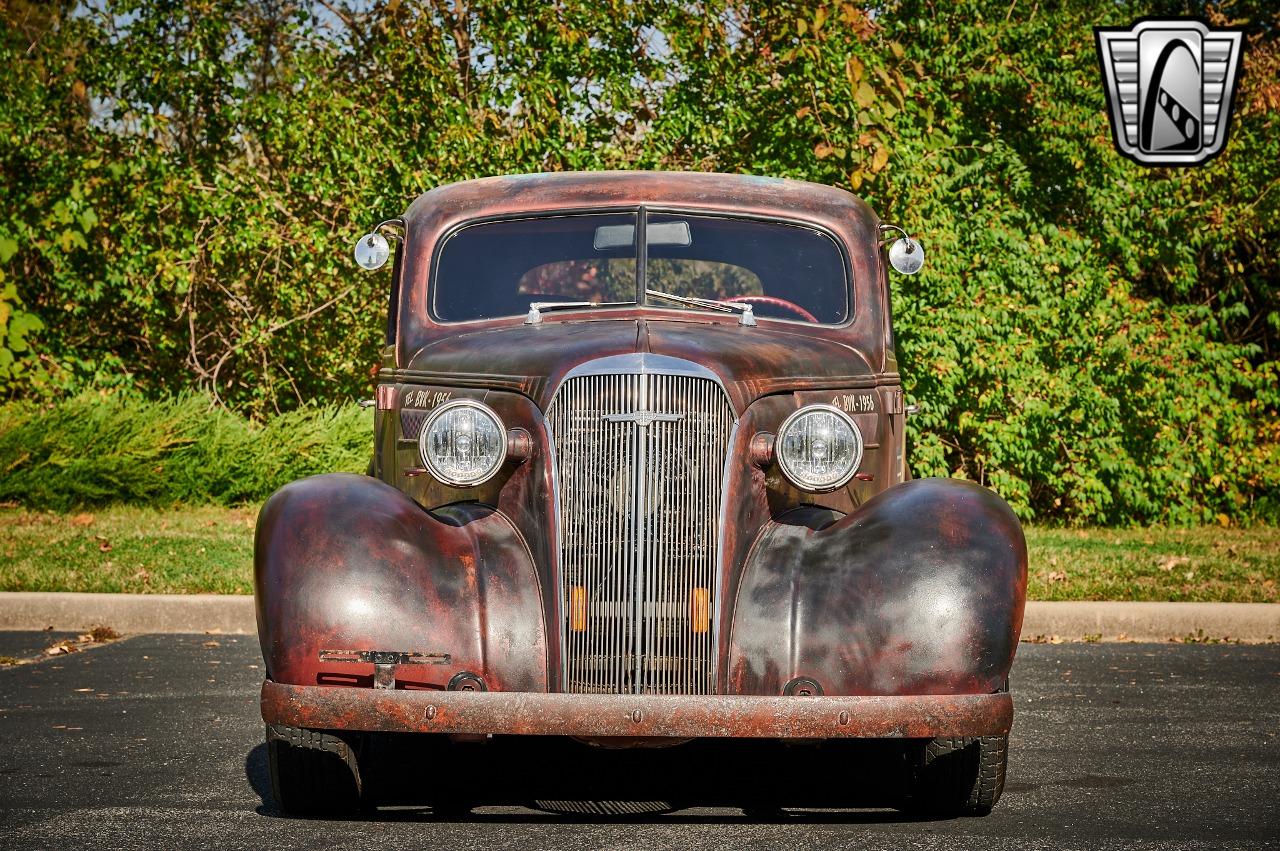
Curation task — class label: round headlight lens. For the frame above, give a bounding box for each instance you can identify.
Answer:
[775,404,863,492]
[419,400,507,486]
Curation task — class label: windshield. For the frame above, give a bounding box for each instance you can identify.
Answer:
[432,211,848,324]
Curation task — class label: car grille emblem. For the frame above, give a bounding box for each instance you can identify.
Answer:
[601,410,685,427]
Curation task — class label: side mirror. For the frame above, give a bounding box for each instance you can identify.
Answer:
[354,232,390,270]
[879,224,925,275]
[888,237,924,275]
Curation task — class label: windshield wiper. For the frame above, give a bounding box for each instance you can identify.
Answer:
[524,301,634,325]
[645,289,757,326]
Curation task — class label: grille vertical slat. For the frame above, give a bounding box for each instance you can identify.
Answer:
[548,368,734,695]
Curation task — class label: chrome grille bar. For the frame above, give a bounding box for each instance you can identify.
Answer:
[547,366,734,695]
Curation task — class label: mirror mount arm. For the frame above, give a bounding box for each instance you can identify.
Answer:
[877,223,912,247]
[374,218,405,242]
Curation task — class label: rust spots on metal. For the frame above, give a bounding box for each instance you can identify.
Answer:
[256,172,1028,746]
[391,172,894,408]
[726,477,1027,698]
[254,474,548,693]
[749,432,775,467]
[261,680,1013,740]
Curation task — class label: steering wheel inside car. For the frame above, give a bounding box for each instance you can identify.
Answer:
[723,295,819,323]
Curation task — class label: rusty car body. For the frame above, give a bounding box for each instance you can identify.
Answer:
[255,171,1026,816]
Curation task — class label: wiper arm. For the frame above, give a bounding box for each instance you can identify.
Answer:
[645,289,756,326]
[524,301,633,325]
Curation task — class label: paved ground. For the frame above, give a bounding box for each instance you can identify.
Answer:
[0,634,1277,850]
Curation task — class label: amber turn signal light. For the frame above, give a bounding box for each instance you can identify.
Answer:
[570,585,588,632]
[691,587,710,634]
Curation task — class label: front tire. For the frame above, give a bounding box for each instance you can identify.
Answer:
[267,724,364,816]
[904,735,1007,816]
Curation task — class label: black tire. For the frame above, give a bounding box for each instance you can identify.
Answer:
[904,735,1007,816]
[267,724,365,816]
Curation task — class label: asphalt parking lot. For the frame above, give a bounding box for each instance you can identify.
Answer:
[0,632,1277,850]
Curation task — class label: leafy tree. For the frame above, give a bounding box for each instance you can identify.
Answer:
[0,0,1275,522]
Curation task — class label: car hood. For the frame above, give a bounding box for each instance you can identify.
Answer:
[401,318,880,411]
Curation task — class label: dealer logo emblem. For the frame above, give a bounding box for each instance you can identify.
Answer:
[1095,18,1245,166]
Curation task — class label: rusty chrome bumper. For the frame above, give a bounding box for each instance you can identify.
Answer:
[261,681,1012,739]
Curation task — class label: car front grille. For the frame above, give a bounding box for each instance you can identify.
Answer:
[546,368,735,695]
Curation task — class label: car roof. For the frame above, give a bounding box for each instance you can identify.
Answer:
[403,170,878,233]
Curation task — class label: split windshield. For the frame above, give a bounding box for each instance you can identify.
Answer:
[432,211,848,324]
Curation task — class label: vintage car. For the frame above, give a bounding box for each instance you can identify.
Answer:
[255,171,1026,816]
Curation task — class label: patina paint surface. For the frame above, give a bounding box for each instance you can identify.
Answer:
[255,474,548,692]
[255,171,1028,741]
[389,318,884,414]
[261,681,1014,739]
[727,478,1027,697]
[394,171,891,384]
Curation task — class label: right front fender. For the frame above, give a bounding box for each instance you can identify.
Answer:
[254,473,548,692]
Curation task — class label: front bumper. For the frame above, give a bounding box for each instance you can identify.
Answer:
[261,681,1012,739]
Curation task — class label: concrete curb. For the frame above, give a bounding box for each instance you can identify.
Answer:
[1019,601,1278,642]
[0,593,1276,642]
[0,592,255,635]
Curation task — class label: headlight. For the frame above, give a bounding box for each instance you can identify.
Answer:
[419,400,507,486]
[776,404,863,492]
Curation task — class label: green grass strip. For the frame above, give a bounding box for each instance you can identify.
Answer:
[1,506,1276,600]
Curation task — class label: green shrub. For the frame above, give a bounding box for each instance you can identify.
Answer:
[0,393,369,510]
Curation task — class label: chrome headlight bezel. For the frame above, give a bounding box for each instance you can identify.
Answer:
[775,403,864,493]
[418,399,508,487]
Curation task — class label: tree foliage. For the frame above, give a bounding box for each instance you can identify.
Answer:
[1,0,1277,523]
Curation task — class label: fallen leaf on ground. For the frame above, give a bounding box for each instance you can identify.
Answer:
[85,625,119,642]
[1159,555,1189,572]
[71,513,95,527]
[203,641,220,648]
[1047,570,1067,583]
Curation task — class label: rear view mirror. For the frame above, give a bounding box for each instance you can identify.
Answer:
[593,221,692,251]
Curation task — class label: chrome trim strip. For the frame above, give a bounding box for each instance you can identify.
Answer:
[560,353,724,387]
[539,409,567,692]
[710,417,740,694]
